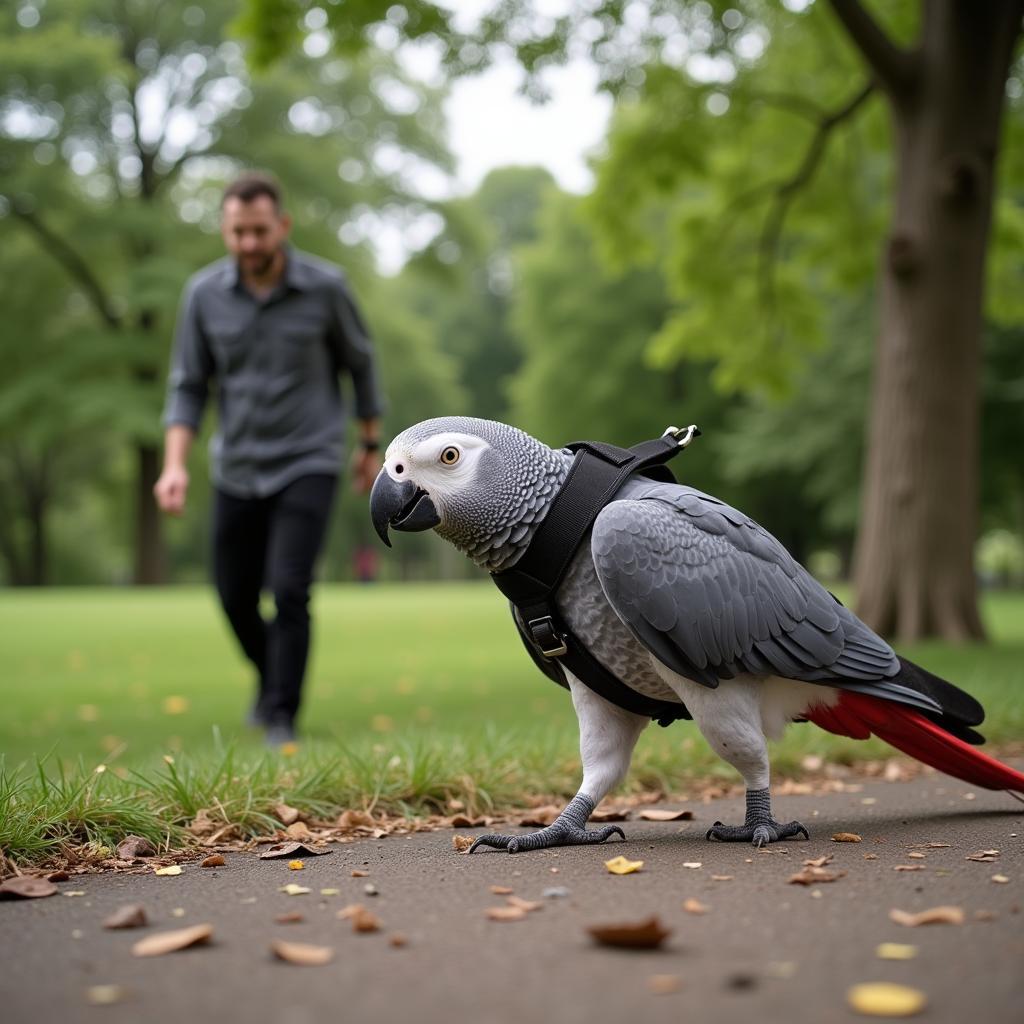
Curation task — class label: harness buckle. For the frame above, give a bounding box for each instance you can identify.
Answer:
[528,616,568,658]
[661,424,702,448]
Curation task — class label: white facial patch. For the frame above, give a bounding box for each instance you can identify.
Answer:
[382,432,491,507]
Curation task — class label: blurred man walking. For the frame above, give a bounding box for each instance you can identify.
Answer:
[155,172,383,746]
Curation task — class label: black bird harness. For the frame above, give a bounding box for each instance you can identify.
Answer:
[490,426,700,728]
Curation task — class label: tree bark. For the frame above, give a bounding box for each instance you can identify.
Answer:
[851,0,1023,641]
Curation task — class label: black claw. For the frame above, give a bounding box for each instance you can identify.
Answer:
[468,834,513,854]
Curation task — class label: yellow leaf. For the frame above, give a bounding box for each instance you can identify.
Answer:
[279,883,310,896]
[288,860,304,871]
[604,856,644,875]
[832,832,862,843]
[154,866,182,876]
[320,888,340,896]
[876,943,918,960]
[847,982,927,1017]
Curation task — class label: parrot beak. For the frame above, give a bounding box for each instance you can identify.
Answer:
[369,470,441,547]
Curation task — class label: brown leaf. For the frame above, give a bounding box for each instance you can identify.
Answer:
[351,869,369,877]
[788,867,846,886]
[201,854,225,868]
[889,905,964,927]
[587,916,672,950]
[273,803,301,826]
[590,808,630,822]
[116,835,157,860]
[0,877,58,899]
[259,841,332,860]
[682,898,708,915]
[489,885,514,895]
[506,895,542,913]
[518,806,560,827]
[893,865,925,872]
[284,821,313,840]
[451,814,487,828]
[803,855,834,868]
[270,939,334,965]
[131,924,214,957]
[638,808,694,821]
[907,852,927,860]
[710,874,734,882]
[336,810,376,830]
[337,904,381,932]
[46,870,71,882]
[831,832,862,843]
[487,906,527,922]
[452,835,474,853]
[103,903,148,929]
[274,911,305,924]
[966,850,1000,862]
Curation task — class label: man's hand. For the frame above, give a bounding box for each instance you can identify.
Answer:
[154,465,190,515]
[351,447,381,495]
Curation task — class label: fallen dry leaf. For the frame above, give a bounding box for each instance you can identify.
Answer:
[876,943,918,960]
[116,836,157,860]
[604,856,644,875]
[682,862,703,870]
[284,821,313,840]
[337,809,376,830]
[337,904,382,932]
[453,835,474,853]
[450,814,488,828]
[991,874,1010,884]
[506,895,542,913]
[889,906,964,927]
[153,865,182,877]
[103,904,147,929]
[489,885,514,895]
[487,905,528,922]
[789,866,846,886]
[804,855,834,868]
[710,874,734,882]
[907,852,926,860]
[683,898,708,915]
[86,985,126,1005]
[637,808,694,821]
[270,939,334,965]
[591,808,629,822]
[864,853,879,860]
[389,933,408,948]
[847,982,926,1017]
[832,833,862,843]
[279,884,311,896]
[587,916,672,950]
[131,924,213,957]
[201,854,225,868]
[648,974,683,995]
[288,860,305,871]
[273,803,301,826]
[47,870,71,882]
[0,877,58,900]
[274,911,305,924]
[966,850,1000,863]
[351,869,369,877]
[893,865,925,872]
[320,888,340,896]
[259,842,331,860]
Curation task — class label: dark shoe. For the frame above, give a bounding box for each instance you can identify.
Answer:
[265,721,297,748]
[246,705,269,728]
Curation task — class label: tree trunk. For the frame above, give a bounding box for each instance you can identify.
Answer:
[135,443,165,584]
[852,1,1022,641]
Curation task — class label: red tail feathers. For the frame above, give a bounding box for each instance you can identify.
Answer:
[806,691,1024,794]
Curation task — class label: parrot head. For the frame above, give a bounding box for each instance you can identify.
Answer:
[369,416,568,569]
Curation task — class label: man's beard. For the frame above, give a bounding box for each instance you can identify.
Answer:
[239,250,279,277]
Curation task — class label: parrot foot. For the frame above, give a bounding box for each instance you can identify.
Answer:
[468,794,625,854]
[704,787,809,847]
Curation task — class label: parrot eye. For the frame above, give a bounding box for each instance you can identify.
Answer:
[440,446,460,466]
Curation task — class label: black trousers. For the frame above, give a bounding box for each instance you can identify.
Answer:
[212,474,337,726]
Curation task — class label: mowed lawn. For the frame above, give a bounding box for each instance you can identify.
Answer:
[1,583,1022,779]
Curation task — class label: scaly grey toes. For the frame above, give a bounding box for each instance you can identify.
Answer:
[469,823,626,854]
[705,819,809,846]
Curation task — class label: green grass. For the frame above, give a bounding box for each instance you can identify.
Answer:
[1,584,1022,867]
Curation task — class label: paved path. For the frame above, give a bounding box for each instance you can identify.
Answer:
[2,773,1022,1024]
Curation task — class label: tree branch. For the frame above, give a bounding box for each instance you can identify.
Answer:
[758,81,874,311]
[828,0,918,98]
[10,206,122,329]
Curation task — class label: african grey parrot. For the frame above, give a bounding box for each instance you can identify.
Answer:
[369,416,1024,851]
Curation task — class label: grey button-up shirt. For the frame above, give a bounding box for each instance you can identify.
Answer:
[163,247,384,498]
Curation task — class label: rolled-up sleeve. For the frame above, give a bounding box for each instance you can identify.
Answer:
[162,279,213,430]
[328,277,385,420]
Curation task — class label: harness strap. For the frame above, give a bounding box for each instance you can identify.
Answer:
[492,430,697,726]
